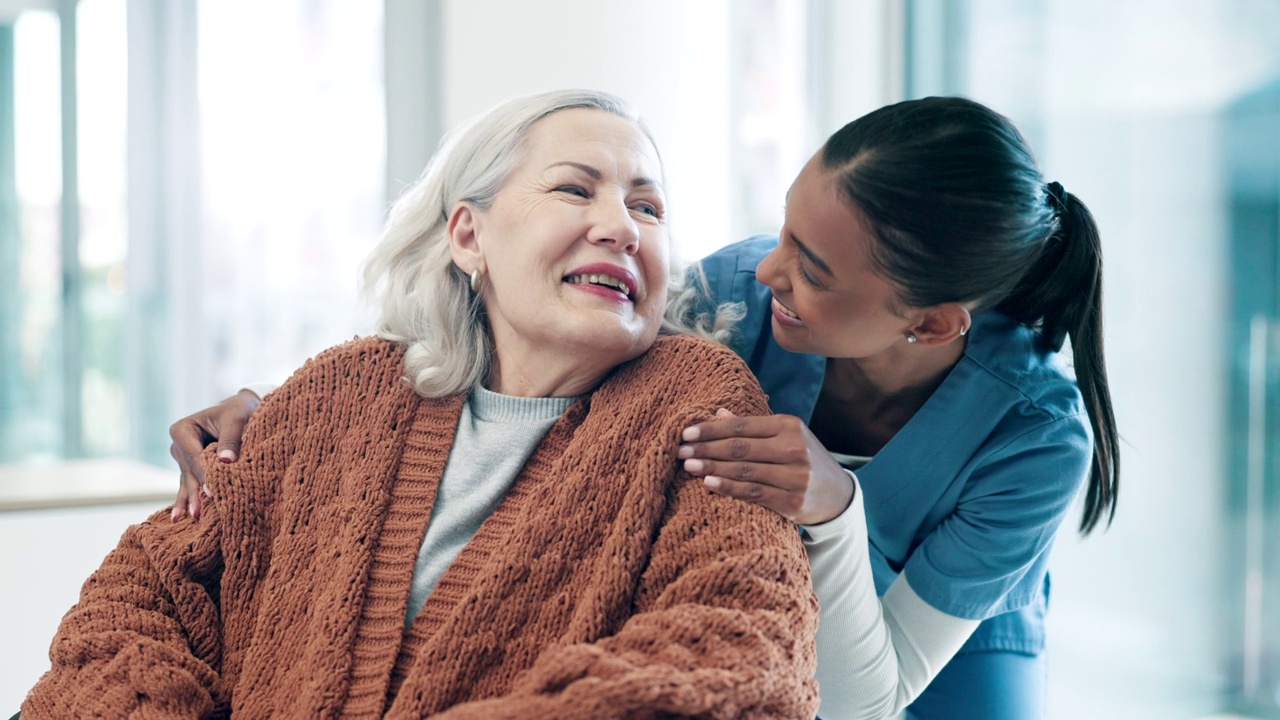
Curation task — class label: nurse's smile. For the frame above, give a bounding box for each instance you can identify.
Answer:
[771,296,804,327]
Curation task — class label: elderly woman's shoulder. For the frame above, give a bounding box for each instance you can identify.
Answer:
[603,335,769,418]
[302,335,407,368]
[277,336,409,391]
[648,333,739,360]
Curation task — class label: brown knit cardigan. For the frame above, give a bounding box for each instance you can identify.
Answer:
[24,335,819,719]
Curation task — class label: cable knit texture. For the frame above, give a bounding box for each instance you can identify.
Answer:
[23,334,820,719]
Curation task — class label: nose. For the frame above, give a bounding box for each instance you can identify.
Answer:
[586,195,641,255]
[754,242,788,290]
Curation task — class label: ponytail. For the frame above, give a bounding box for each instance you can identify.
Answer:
[996,185,1120,533]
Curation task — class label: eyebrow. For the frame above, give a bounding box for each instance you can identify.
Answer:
[791,234,833,276]
[548,161,659,190]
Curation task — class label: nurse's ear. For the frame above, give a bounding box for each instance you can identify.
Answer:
[906,303,972,346]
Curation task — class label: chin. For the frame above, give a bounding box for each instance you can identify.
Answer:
[570,321,659,366]
[770,319,813,354]
[606,331,659,363]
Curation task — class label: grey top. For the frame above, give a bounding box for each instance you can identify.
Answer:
[405,385,576,626]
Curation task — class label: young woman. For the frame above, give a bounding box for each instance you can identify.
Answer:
[169,96,1118,720]
[676,96,1117,719]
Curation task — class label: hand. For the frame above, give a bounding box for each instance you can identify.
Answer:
[678,409,854,525]
[169,389,261,521]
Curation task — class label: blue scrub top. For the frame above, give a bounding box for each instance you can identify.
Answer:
[696,235,1093,655]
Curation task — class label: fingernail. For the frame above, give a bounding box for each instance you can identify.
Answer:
[676,445,693,459]
[202,486,213,499]
[684,459,704,473]
[218,449,236,462]
[704,476,721,490]
[681,427,700,442]
[716,408,732,417]
[171,507,180,521]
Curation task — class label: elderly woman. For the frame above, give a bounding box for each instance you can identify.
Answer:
[20,90,819,719]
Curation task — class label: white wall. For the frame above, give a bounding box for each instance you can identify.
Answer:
[0,502,166,712]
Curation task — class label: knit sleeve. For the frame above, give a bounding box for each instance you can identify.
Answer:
[19,340,354,719]
[431,342,821,720]
[20,504,229,719]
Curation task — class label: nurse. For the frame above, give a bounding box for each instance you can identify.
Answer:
[169,96,1118,720]
[676,96,1117,719]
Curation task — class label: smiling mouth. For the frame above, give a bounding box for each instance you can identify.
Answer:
[772,296,800,320]
[564,273,635,301]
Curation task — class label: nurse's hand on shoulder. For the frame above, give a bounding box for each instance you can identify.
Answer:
[169,389,260,522]
[679,409,854,526]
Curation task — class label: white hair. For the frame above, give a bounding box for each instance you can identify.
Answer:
[362,89,740,398]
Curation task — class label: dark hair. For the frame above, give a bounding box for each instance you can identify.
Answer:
[822,96,1119,534]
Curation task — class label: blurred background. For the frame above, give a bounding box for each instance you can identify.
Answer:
[2,0,1279,717]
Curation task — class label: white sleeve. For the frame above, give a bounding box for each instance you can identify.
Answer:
[240,382,279,400]
[802,471,980,720]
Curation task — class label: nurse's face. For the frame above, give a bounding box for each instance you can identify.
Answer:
[754,152,916,360]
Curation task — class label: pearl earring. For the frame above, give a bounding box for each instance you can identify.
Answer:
[470,269,481,292]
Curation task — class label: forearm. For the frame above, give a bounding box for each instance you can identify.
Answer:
[436,602,811,719]
[803,474,977,720]
[437,478,820,719]
[435,569,816,719]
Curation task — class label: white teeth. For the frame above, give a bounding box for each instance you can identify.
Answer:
[773,298,799,319]
[566,273,633,297]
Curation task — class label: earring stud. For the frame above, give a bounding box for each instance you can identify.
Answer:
[906,334,918,344]
[470,269,481,292]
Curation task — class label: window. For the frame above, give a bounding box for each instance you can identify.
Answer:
[1,0,128,463]
[728,0,812,244]
[908,0,1280,715]
[195,0,386,425]
[1,8,63,463]
[0,0,385,470]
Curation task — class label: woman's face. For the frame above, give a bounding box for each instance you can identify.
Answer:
[458,108,670,387]
[755,151,915,359]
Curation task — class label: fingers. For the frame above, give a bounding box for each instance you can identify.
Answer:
[681,411,804,443]
[168,392,260,521]
[679,412,809,467]
[691,457,853,525]
[173,479,189,522]
[216,416,249,463]
[185,442,207,489]
[681,456,807,492]
[678,435,806,466]
[169,444,207,522]
[679,409,855,525]
[171,444,194,521]
[186,471,204,521]
[702,475,804,521]
[215,389,259,462]
[170,419,211,487]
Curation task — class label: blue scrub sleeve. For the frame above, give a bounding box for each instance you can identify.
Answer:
[903,414,1092,620]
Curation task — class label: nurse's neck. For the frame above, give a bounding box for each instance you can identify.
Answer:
[824,339,966,414]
